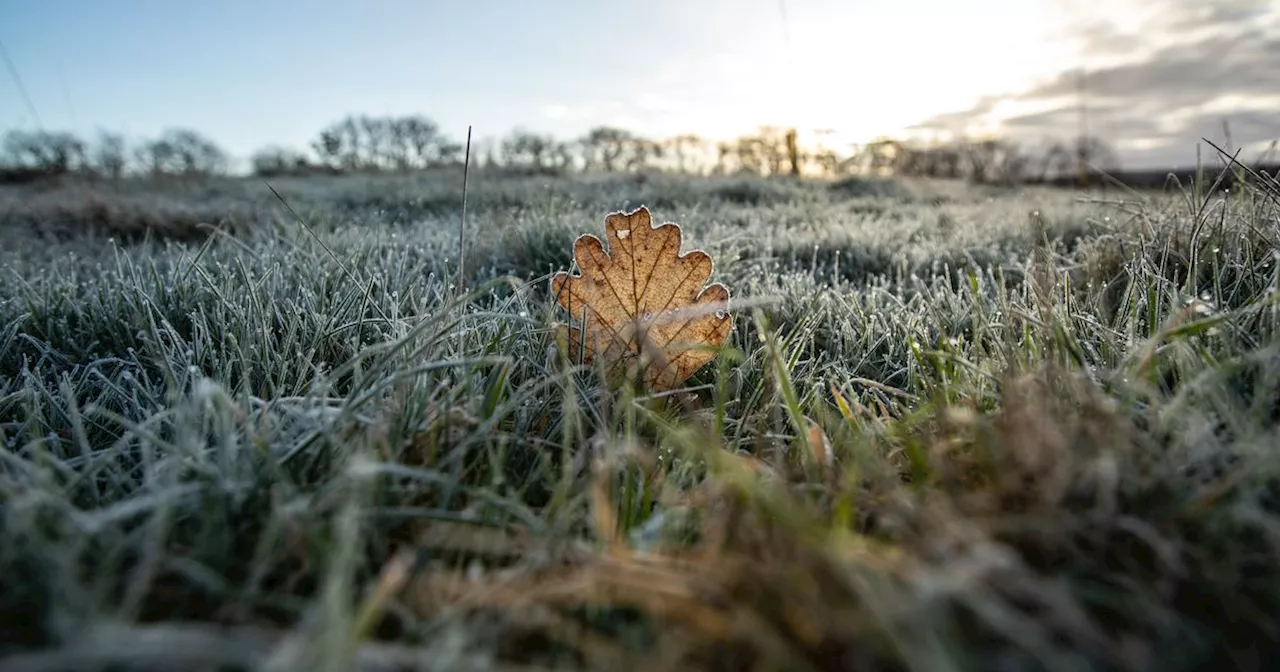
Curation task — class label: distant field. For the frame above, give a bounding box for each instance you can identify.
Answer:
[2,169,1278,671]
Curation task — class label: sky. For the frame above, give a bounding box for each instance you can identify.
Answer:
[2,0,1277,171]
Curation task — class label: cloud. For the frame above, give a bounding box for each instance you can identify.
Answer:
[909,0,1280,169]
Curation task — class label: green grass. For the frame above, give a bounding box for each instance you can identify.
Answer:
[1,166,1278,671]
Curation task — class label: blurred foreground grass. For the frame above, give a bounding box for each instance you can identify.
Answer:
[1,167,1279,671]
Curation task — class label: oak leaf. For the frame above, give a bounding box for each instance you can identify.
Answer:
[551,206,731,391]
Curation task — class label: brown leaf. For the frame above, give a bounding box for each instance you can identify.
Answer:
[551,206,731,391]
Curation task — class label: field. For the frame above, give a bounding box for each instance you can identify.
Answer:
[2,165,1279,671]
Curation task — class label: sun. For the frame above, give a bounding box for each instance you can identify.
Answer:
[639,1,1078,151]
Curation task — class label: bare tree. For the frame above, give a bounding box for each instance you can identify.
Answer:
[1076,135,1120,175]
[134,137,175,176]
[733,135,766,175]
[400,116,439,167]
[358,115,389,169]
[164,129,228,175]
[312,117,363,171]
[578,126,633,172]
[500,129,557,171]
[713,141,735,175]
[1037,142,1076,182]
[130,129,226,176]
[311,129,344,170]
[386,118,413,170]
[623,136,662,172]
[663,134,709,174]
[785,128,800,176]
[548,140,576,171]
[852,138,901,175]
[810,147,840,176]
[310,114,456,172]
[963,139,1002,184]
[932,145,963,179]
[91,131,128,179]
[755,126,790,175]
[2,129,87,175]
[337,117,362,170]
[994,141,1030,185]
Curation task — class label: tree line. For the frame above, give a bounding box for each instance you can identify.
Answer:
[1,127,231,182]
[0,112,1122,185]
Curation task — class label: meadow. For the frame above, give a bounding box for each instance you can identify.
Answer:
[1,163,1278,671]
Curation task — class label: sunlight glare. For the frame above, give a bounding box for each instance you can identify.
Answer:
[630,0,1077,150]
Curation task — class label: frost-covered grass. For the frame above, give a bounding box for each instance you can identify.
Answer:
[2,169,1279,671]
